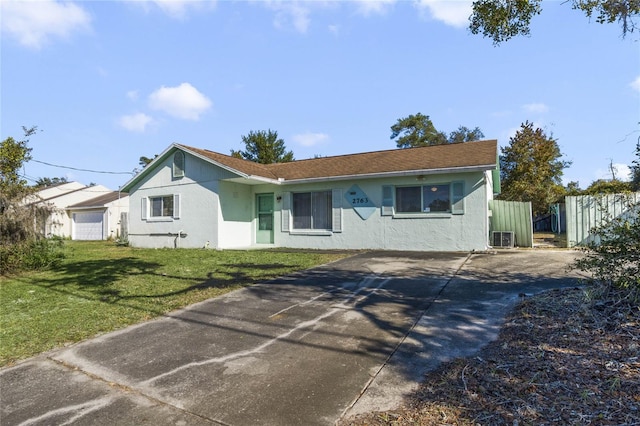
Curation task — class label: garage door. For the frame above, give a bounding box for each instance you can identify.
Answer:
[73,212,104,240]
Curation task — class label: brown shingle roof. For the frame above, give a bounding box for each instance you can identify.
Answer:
[67,192,128,209]
[176,145,279,180]
[178,140,497,182]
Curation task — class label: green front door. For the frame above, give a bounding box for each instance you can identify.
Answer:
[256,193,274,244]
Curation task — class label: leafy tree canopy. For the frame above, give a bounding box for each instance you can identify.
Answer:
[391,113,485,148]
[139,155,158,168]
[1,126,36,202]
[470,0,639,45]
[34,177,68,188]
[631,141,640,191]
[448,126,486,143]
[231,129,294,164]
[583,178,632,195]
[564,181,583,196]
[499,121,571,216]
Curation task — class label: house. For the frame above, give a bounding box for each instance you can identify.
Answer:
[28,183,129,240]
[121,140,500,251]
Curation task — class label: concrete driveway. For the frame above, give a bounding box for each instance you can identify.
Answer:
[0,250,585,425]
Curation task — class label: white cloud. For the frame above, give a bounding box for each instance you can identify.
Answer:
[119,113,153,133]
[1,0,91,49]
[134,0,216,19]
[596,163,632,181]
[148,83,212,120]
[126,90,140,101]
[522,102,549,114]
[292,132,329,147]
[265,1,312,33]
[328,24,340,35]
[353,0,397,16]
[630,75,640,93]
[413,0,472,28]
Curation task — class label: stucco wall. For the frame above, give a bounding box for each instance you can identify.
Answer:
[127,153,237,249]
[249,171,491,252]
[217,181,253,248]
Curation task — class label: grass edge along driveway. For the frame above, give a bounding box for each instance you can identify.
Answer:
[0,241,352,367]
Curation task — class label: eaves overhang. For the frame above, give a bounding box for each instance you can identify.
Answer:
[274,164,497,185]
[66,205,108,212]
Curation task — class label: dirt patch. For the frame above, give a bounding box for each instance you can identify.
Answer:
[342,287,640,425]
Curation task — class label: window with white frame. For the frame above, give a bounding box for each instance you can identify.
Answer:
[292,190,332,230]
[383,182,464,215]
[142,194,181,220]
[151,195,174,217]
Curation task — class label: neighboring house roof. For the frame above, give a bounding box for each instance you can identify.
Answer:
[67,192,128,210]
[122,140,497,190]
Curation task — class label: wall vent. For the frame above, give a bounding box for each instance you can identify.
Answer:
[492,231,515,248]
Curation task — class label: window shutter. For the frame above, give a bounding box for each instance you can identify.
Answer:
[281,192,290,232]
[451,181,464,214]
[381,186,394,216]
[173,194,181,219]
[332,189,342,233]
[141,197,147,220]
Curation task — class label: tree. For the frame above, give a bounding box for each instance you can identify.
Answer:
[583,179,632,194]
[448,126,485,143]
[231,129,294,164]
[139,155,157,168]
[390,114,485,148]
[390,113,448,148]
[34,177,68,188]
[631,141,640,191]
[1,127,62,274]
[0,126,35,203]
[564,181,583,196]
[499,121,571,216]
[470,0,639,45]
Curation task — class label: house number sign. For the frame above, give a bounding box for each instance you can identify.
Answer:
[345,184,376,220]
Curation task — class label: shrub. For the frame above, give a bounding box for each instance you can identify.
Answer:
[573,195,640,307]
[0,237,65,276]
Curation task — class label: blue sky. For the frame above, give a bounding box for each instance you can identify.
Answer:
[2,0,638,191]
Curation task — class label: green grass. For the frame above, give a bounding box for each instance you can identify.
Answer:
[0,241,352,367]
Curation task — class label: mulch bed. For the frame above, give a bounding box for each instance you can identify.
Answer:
[343,287,640,425]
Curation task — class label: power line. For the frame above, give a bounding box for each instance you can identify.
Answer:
[31,159,135,175]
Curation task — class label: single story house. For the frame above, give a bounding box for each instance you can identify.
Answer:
[28,182,128,240]
[121,140,499,251]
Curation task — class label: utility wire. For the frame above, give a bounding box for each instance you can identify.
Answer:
[31,159,135,175]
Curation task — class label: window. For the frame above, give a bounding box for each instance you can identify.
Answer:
[393,182,464,215]
[150,195,174,217]
[173,151,185,178]
[423,184,450,212]
[395,186,422,213]
[292,190,332,230]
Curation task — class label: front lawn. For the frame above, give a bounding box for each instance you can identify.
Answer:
[0,241,351,367]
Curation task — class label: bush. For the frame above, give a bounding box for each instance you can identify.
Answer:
[0,237,65,276]
[573,196,640,307]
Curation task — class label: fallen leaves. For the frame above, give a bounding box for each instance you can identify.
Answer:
[343,287,640,425]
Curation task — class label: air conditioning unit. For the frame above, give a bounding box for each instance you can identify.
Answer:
[492,231,515,248]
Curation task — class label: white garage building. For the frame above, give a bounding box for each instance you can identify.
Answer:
[67,192,129,240]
